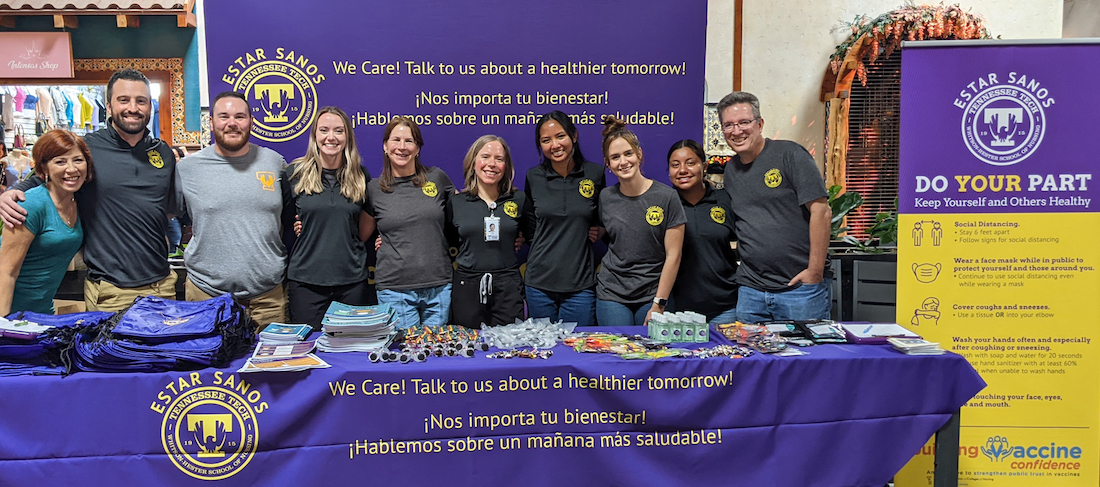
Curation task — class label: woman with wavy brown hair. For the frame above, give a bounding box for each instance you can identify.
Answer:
[366,116,454,329]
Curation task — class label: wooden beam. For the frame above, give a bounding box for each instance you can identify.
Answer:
[116,15,139,28]
[177,12,196,28]
[733,0,742,91]
[53,14,78,29]
[0,16,15,28]
[177,0,197,27]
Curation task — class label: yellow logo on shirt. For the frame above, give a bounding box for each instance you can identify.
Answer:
[645,206,664,226]
[256,171,276,191]
[710,206,726,224]
[148,150,165,169]
[579,179,595,199]
[422,181,438,197]
[764,168,782,188]
[503,201,519,218]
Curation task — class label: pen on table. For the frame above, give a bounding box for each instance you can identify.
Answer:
[862,325,874,334]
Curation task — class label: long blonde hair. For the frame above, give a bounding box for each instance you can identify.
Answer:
[461,135,516,197]
[290,107,367,203]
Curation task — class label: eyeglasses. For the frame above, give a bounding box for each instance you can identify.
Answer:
[721,118,757,133]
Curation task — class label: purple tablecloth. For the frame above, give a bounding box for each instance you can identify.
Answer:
[0,327,984,486]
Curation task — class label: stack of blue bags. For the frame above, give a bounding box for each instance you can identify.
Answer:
[0,311,113,376]
[72,293,255,373]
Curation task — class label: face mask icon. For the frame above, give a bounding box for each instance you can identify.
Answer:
[912,263,942,283]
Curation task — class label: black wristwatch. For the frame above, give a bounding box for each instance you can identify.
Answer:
[652,296,668,308]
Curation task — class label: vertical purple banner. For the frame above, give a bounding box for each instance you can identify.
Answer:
[899,41,1098,213]
[203,0,706,185]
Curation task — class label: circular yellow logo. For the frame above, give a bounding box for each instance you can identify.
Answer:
[579,179,595,199]
[233,60,318,143]
[710,206,726,224]
[645,206,664,226]
[764,168,782,188]
[422,181,439,197]
[161,386,259,480]
[503,201,519,218]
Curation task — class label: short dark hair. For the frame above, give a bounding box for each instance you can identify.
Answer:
[106,68,150,102]
[716,91,762,122]
[210,91,250,118]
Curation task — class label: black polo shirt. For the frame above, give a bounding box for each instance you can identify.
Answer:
[285,164,371,286]
[13,125,176,287]
[522,161,605,293]
[672,185,739,320]
[447,190,526,272]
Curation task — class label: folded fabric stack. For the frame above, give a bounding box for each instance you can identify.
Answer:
[72,294,255,373]
[317,302,397,352]
[0,311,114,376]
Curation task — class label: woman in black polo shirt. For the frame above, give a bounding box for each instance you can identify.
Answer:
[447,135,526,328]
[522,111,605,326]
[667,140,739,324]
[285,107,374,330]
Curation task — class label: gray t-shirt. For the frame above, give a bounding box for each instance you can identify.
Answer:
[366,166,454,290]
[723,139,828,292]
[596,181,686,304]
[176,143,289,299]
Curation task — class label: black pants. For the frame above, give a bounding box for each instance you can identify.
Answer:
[450,267,525,328]
[288,279,373,331]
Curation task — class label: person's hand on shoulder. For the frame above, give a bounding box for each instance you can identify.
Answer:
[0,190,28,228]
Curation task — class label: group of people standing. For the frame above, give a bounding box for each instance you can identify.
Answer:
[0,67,833,331]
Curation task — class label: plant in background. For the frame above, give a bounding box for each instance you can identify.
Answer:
[830,3,993,86]
[867,198,898,246]
[828,184,864,241]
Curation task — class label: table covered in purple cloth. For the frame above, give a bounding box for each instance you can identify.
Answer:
[0,326,984,486]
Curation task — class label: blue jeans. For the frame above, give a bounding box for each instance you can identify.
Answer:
[708,306,739,326]
[595,299,651,326]
[377,283,451,329]
[736,279,832,323]
[525,287,596,326]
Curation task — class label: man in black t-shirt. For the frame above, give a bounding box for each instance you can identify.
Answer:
[0,69,178,311]
[719,91,832,322]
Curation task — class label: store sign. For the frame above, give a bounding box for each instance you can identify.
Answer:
[895,41,1100,487]
[0,32,74,78]
[202,0,704,186]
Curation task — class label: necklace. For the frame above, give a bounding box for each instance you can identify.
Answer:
[54,196,76,227]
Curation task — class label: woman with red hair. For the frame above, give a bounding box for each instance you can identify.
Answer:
[0,129,94,315]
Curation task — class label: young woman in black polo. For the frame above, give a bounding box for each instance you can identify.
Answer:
[447,135,527,328]
[284,107,374,330]
[521,111,605,326]
[667,139,739,324]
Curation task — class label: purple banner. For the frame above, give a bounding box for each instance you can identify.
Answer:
[0,334,983,486]
[203,0,706,186]
[899,41,1100,214]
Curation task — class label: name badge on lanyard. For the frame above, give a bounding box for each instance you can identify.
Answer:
[484,216,500,241]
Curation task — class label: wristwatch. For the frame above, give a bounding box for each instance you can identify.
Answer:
[652,296,668,308]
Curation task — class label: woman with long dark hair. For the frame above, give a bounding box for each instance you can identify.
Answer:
[521,111,605,325]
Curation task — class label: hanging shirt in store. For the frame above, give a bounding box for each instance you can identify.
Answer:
[78,93,92,127]
[64,93,74,128]
[91,100,99,131]
[2,92,12,128]
[36,88,52,124]
[96,98,106,124]
[49,87,66,127]
[14,87,25,113]
[23,93,36,112]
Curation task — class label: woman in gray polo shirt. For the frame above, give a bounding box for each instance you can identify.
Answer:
[366,117,454,329]
[595,117,685,326]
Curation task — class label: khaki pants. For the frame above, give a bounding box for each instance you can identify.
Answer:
[186,279,288,329]
[84,272,178,312]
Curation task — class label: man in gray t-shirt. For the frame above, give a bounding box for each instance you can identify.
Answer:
[175,91,290,327]
[718,91,832,323]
